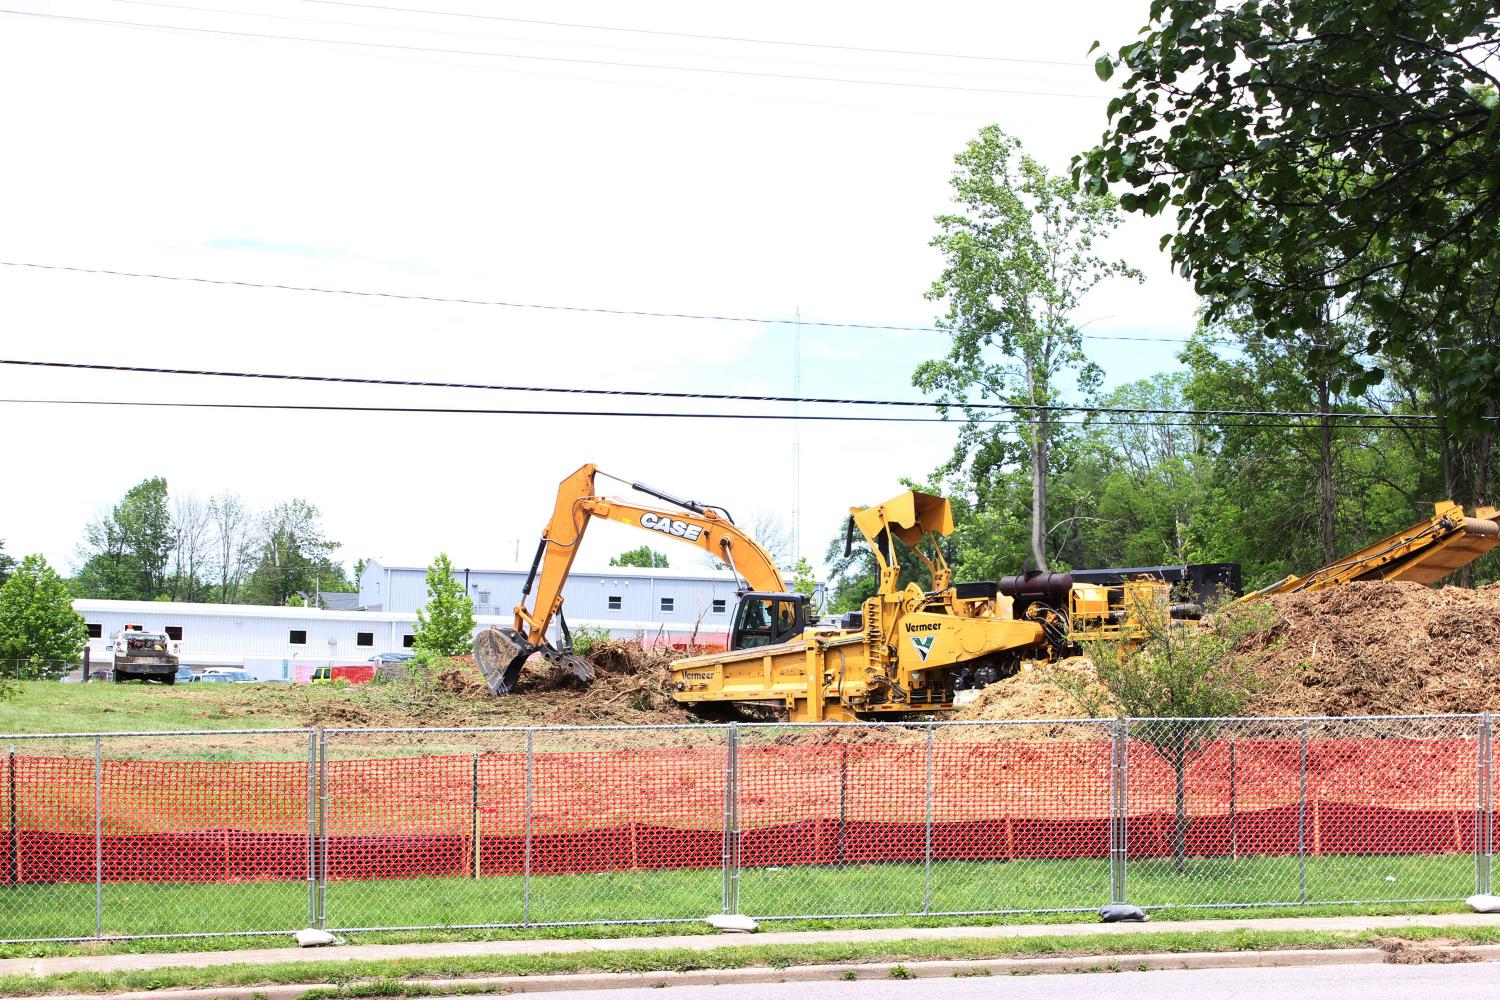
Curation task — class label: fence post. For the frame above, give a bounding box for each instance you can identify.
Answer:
[317,729,328,929]
[1297,720,1309,905]
[1480,714,1493,896]
[923,723,935,915]
[7,745,15,887]
[1110,718,1127,904]
[523,730,533,925]
[837,744,848,865]
[306,730,317,927]
[93,735,102,939]
[1228,740,1237,861]
[471,751,480,880]
[721,723,739,915]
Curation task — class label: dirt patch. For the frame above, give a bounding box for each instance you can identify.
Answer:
[1373,936,1480,964]
[954,657,1104,722]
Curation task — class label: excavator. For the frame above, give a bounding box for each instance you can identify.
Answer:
[472,464,1045,721]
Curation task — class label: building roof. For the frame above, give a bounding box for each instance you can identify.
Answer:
[364,559,738,582]
[73,598,446,624]
[316,592,362,611]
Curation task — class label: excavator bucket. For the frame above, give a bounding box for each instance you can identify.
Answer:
[473,627,534,695]
[473,626,595,695]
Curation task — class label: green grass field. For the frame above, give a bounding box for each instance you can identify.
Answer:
[0,853,1482,942]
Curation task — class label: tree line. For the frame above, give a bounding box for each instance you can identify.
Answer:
[70,477,357,606]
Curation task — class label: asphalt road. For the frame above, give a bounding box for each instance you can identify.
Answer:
[470,961,1498,1000]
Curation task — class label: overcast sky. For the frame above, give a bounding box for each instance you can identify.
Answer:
[0,0,1200,579]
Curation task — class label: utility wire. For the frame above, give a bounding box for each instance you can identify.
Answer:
[0,398,1435,430]
[1,10,1103,98]
[0,261,1196,344]
[305,0,1087,68]
[0,358,1439,422]
[100,0,1078,84]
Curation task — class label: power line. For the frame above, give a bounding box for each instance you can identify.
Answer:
[1,10,1103,98]
[306,0,1087,68]
[99,0,1078,85]
[0,261,1197,344]
[0,358,1439,422]
[0,397,1435,430]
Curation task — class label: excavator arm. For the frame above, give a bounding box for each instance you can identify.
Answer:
[474,463,787,694]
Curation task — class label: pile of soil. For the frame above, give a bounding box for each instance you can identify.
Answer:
[1241,580,1500,716]
[953,581,1500,721]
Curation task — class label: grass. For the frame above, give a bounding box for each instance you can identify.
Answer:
[2,923,1498,997]
[0,682,303,738]
[0,854,1480,945]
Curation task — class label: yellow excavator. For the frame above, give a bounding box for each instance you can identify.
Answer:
[472,464,1045,721]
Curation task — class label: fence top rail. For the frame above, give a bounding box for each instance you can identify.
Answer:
[0,727,317,741]
[0,712,1488,742]
[320,723,734,735]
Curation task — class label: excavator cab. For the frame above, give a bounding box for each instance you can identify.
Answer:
[729,593,811,649]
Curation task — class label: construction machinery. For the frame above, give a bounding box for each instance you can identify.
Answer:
[472,464,1045,721]
[996,500,1500,652]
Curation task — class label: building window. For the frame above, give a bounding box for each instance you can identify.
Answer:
[402,634,415,648]
[660,597,675,613]
[356,632,374,647]
[289,629,308,645]
[608,595,622,611]
[712,599,726,614]
[165,626,183,641]
[86,623,102,639]
[478,590,491,605]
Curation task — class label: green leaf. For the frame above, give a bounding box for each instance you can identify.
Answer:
[1095,56,1115,81]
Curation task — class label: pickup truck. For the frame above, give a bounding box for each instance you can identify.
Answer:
[111,628,183,684]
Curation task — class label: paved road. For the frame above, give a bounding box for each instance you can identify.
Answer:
[469,961,1497,1000]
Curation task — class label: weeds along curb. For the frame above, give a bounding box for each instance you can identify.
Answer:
[28,945,1500,1000]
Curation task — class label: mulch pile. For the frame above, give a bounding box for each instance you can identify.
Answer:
[954,581,1500,721]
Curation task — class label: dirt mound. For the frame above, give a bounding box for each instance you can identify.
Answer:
[1240,580,1500,715]
[953,581,1500,722]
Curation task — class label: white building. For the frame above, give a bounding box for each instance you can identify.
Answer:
[72,561,747,678]
[358,560,743,637]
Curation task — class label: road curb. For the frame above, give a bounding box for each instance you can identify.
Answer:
[28,944,1500,1000]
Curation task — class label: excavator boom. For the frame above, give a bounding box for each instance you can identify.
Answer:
[474,464,786,694]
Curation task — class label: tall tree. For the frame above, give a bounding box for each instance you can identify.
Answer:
[169,492,211,602]
[208,492,257,603]
[0,539,14,587]
[920,126,1140,571]
[0,554,88,679]
[1079,0,1500,513]
[74,477,175,599]
[241,499,346,606]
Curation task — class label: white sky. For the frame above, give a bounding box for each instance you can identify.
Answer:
[0,0,1199,578]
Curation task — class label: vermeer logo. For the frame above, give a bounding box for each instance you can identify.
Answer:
[910,635,935,661]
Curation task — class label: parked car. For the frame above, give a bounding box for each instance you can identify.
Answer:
[368,652,416,664]
[85,667,113,683]
[175,666,195,684]
[195,668,255,683]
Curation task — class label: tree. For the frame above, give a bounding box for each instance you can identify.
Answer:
[1084,596,1273,872]
[169,492,211,602]
[609,546,669,569]
[1079,1,1499,510]
[0,540,14,587]
[242,500,348,606]
[920,126,1141,571]
[789,557,817,598]
[0,554,88,680]
[208,492,257,603]
[412,553,476,660]
[74,477,175,600]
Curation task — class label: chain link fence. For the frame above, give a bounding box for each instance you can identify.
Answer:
[0,715,1494,942]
